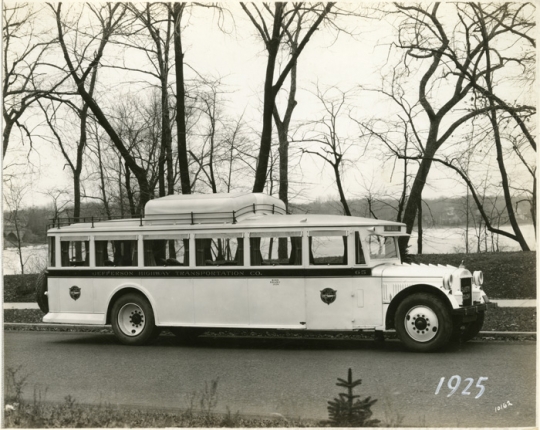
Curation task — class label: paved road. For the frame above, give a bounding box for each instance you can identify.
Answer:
[4,331,536,427]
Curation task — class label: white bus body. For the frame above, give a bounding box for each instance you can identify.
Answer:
[38,193,493,352]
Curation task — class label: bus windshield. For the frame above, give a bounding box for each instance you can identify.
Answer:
[367,235,398,260]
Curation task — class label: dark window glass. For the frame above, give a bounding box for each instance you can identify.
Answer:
[96,240,138,267]
[196,237,243,266]
[250,236,301,266]
[48,237,56,267]
[355,232,366,264]
[60,240,90,267]
[144,238,189,266]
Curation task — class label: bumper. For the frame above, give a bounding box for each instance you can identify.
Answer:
[452,302,497,316]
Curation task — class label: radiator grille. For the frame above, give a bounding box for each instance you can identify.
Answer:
[461,278,472,306]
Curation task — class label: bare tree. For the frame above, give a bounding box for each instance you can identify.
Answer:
[37,52,99,223]
[297,86,358,216]
[2,2,66,157]
[362,3,535,253]
[110,3,175,197]
[52,3,154,207]
[189,76,254,194]
[241,2,335,192]
[4,180,29,275]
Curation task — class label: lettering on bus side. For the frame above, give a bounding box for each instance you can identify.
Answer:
[354,269,370,276]
[50,268,372,277]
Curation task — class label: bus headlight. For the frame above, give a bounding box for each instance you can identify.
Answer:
[443,273,453,289]
[473,271,484,286]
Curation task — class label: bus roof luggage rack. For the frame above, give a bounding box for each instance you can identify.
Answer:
[144,192,286,225]
[47,193,286,229]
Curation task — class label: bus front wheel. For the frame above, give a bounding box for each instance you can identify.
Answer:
[395,293,453,352]
[111,293,160,345]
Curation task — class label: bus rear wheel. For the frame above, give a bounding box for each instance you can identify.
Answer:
[395,293,453,352]
[35,270,49,313]
[111,293,160,345]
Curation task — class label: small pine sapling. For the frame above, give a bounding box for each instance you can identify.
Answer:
[326,368,380,427]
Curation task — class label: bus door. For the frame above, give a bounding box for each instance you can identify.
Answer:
[305,274,354,330]
[56,237,94,314]
[192,234,249,327]
[247,232,306,329]
[304,230,354,330]
[351,231,383,328]
[350,272,383,328]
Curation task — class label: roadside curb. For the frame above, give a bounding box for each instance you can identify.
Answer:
[3,323,536,337]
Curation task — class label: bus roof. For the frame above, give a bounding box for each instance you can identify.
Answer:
[48,193,405,234]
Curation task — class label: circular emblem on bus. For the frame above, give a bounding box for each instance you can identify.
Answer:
[69,286,81,301]
[320,288,337,305]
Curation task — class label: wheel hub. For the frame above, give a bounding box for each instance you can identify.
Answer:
[405,305,439,342]
[118,303,146,336]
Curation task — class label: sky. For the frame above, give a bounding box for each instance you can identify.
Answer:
[2,1,536,212]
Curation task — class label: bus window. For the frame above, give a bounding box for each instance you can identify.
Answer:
[96,239,138,267]
[60,238,90,267]
[249,232,302,266]
[355,232,366,264]
[48,237,56,267]
[309,234,347,265]
[144,236,189,266]
[195,235,243,266]
[367,235,398,259]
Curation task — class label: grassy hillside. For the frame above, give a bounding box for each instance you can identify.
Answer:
[408,252,536,299]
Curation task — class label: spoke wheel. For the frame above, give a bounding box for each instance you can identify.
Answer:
[395,293,453,352]
[111,292,160,345]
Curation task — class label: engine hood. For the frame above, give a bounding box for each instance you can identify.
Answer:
[372,262,472,279]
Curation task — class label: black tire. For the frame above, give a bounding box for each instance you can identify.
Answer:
[452,312,485,343]
[111,292,160,345]
[35,270,49,313]
[169,327,204,344]
[395,293,453,352]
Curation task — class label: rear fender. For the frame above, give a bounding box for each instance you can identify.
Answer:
[105,283,157,325]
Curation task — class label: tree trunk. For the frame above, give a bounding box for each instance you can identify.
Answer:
[334,164,351,216]
[396,150,407,222]
[531,177,536,234]
[2,119,14,158]
[465,189,469,254]
[172,3,190,194]
[417,199,423,255]
[398,141,437,254]
[252,4,283,193]
[479,18,530,251]
[125,161,136,217]
[118,156,125,218]
[489,107,530,250]
[14,216,24,275]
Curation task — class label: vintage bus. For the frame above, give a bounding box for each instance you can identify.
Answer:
[36,193,493,352]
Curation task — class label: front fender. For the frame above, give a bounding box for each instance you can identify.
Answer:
[385,283,458,330]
